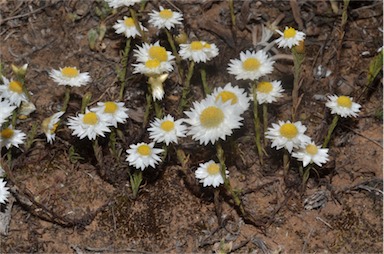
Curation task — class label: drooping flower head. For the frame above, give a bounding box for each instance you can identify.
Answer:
[148,6,183,30]
[49,66,91,87]
[325,95,361,118]
[265,120,311,153]
[292,141,329,167]
[184,97,243,145]
[126,142,164,170]
[179,41,219,63]
[254,80,285,104]
[148,114,187,145]
[0,126,26,149]
[195,160,228,188]
[0,77,28,107]
[67,109,111,140]
[209,83,250,115]
[91,101,129,128]
[275,27,306,49]
[42,111,65,144]
[227,50,274,81]
[113,16,147,39]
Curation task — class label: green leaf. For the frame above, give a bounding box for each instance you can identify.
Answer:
[368,49,383,85]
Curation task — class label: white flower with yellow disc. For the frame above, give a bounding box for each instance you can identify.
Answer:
[113,16,147,39]
[0,77,28,107]
[179,41,219,63]
[325,95,361,118]
[209,83,250,115]
[126,142,164,170]
[275,27,306,48]
[227,50,274,81]
[195,160,228,188]
[49,66,91,87]
[67,109,111,140]
[42,111,65,144]
[148,114,187,145]
[105,0,141,9]
[148,6,183,30]
[133,41,175,64]
[0,100,17,126]
[0,126,26,149]
[254,80,284,104]
[292,141,329,167]
[91,101,129,128]
[184,97,243,145]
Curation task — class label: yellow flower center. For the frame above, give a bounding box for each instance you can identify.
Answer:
[1,128,14,139]
[336,96,352,108]
[137,144,151,156]
[305,144,318,156]
[190,41,204,51]
[216,91,238,105]
[124,17,135,27]
[149,46,168,62]
[145,59,161,69]
[160,120,175,132]
[82,112,98,125]
[256,81,273,94]
[61,67,79,78]
[159,9,173,19]
[204,43,211,49]
[200,106,224,128]
[9,80,23,94]
[242,58,260,71]
[51,123,59,134]
[284,27,297,39]
[280,123,298,139]
[104,102,118,114]
[207,163,220,175]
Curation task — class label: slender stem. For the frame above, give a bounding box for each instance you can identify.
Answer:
[130,170,143,199]
[216,142,246,217]
[228,0,236,28]
[323,115,339,148]
[262,103,268,146]
[143,93,152,127]
[61,86,71,112]
[153,99,163,119]
[252,84,264,165]
[119,38,131,101]
[200,68,210,96]
[179,61,195,112]
[283,150,290,179]
[165,29,183,79]
[80,92,92,114]
[129,8,147,42]
[291,47,305,121]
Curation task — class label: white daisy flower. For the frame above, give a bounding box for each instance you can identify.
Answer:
[292,141,329,167]
[41,111,65,144]
[126,142,164,170]
[148,6,183,30]
[132,58,174,76]
[113,16,147,39]
[275,27,306,49]
[148,114,187,145]
[325,95,361,118]
[227,50,275,81]
[254,80,285,104]
[195,160,228,188]
[67,109,111,140]
[0,178,10,204]
[179,41,219,63]
[209,82,250,115]
[184,96,243,145]
[265,120,311,153]
[104,0,141,9]
[0,126,26,149]
[91,101,129,128]
[0,100,17,126]
[49,66,91,87]
[0,77,28,107]
[133,41,175,64]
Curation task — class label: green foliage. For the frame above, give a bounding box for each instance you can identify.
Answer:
[68,146,84,164]
[129,170,143,199]
[367,49,383,86]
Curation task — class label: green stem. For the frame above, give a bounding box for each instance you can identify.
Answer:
[216,142,245,217]
[252,85,264,165]
[130,170,143,199]
[129,8,147,42]
[291,47,305,121]
[200,68,210,96]
[323,115,339,148]
[143,93,152,127]
[228,0,236,28]
[61,86,71,112]
[283,150,290,179]
[153,99,163,119]
[80,92,92,114]
[262,103,268,146]
[179,61,195,112]
[119,38,131,101]
[165,29,183,79]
